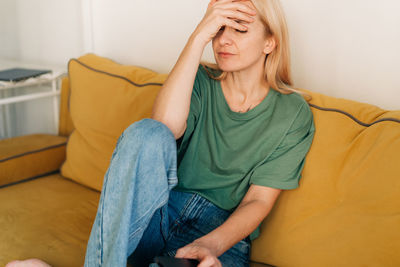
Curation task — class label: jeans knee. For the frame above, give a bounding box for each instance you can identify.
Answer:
[123,118,176,149]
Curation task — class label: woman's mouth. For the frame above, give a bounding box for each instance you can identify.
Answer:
[218,52,235,58]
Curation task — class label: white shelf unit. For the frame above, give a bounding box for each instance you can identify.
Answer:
[0,59,67,139]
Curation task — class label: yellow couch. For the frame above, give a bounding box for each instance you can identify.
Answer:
[1,54,399,267]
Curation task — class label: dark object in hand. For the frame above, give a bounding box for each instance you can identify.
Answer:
[154,256,199,267]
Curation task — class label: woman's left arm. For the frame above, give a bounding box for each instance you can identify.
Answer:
[175,185,282,266]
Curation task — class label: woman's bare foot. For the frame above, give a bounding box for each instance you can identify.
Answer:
[5,258,52,267]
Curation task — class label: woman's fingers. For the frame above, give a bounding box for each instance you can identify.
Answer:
[213,1,257,16]
[212,0,233,4]
[207,0,218,9]
[207,0,231,10]
[197,256,222,267]
[220,9,255,23]
[194,0,256,44]
[223,17,248,31]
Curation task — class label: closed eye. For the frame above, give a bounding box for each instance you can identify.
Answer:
[234,20,248,33]
[218,25,248,33]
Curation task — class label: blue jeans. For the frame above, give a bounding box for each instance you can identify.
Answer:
[84,118,251,267]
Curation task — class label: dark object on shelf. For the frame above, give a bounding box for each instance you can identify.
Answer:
[0,68,51,82]
[154,256,199,267]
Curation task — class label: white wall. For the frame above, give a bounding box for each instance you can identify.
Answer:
[0,0,84,66]
[0,0,84,138]
[0,0,399,137]
[88,0,400,110]
[0,1,19,60]
[89,0,214,72]
[283,0,400,110]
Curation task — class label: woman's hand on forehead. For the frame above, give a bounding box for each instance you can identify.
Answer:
[208,0,252,8]
[208,0,256,30]
[193,0,256,45]
[207,0,256,16]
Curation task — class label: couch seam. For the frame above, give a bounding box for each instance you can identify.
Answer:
[0,142,67,163]
[308,103,400,127]
[68,58,164,87]
[0,170,60,189]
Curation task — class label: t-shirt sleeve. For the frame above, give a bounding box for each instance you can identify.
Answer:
[250,102,315,190]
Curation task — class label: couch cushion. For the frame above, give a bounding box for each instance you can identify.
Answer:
[251,89,400,266]
[0,173,100,267]
[60,54,167,191]
[0,134,67,188]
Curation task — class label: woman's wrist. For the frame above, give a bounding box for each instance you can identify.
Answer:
[194,234,224,257]
[189,29,210,51]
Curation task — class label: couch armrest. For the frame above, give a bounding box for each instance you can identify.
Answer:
[0,134,68,188]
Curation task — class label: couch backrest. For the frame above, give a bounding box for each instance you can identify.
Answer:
[251,89,400,266]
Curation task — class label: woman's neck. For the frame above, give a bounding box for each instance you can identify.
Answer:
[221,64,269,105]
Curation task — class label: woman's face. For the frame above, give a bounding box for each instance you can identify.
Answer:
[212,1,271,72]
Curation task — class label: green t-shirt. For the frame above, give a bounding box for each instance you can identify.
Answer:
[174,65,315,240]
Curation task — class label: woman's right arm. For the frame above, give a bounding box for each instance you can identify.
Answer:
[151,34,207,140]
[151,0,256,140]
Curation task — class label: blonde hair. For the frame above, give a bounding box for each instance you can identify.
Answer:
[201,0,311,101]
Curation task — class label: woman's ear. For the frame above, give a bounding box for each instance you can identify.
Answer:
[263,36,277,55]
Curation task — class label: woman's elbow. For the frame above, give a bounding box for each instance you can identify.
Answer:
[150,116,187,140]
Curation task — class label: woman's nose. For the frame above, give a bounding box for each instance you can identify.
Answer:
[217,27,234,46]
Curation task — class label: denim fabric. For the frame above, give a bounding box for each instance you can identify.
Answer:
[84,119,250,267]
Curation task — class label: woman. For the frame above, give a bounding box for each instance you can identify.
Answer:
[6,0,315,266]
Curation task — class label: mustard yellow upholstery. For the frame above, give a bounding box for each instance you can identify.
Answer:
[0,134,67,188]
[251,89,400,266]
[58,77,74,137]
[60,54,168,192]
[1,53,399,267]
[0,173,99,267]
